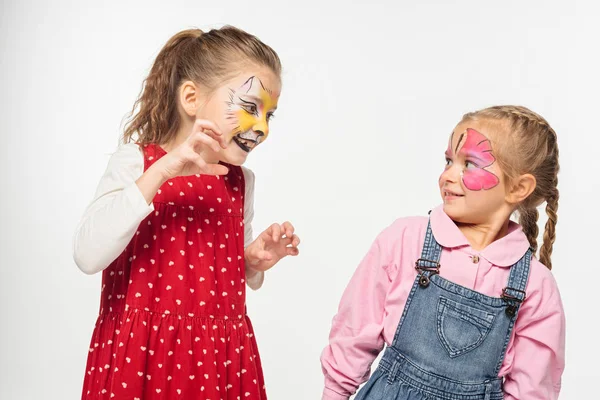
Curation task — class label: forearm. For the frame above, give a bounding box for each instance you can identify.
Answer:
[135,160,168,205]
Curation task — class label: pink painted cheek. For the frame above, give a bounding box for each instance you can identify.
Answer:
[462,168,499,191]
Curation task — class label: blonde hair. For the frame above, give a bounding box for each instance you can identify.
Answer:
[123,26,281,145]
[461,105,559,270]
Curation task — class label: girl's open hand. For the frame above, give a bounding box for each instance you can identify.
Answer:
[245,222,300,272]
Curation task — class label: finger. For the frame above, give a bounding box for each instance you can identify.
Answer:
[190,131,222,153]
[190,153,208,170]
[259,223,279,243]
[291,234,300,247]
[278,237,293,247]
[193,119,223,137]
[195,121,228,149]
[271,224,281,243]
[189,153,229,176]
[286,247,299,256]
[201,163,229,176]
[257,250,273,261]
[204,128,228,149]
[190,119,227,149]
[281,221,294,238]
[266,223,281,243]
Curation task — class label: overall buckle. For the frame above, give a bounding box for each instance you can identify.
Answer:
[501,287,526,317]
[415,258,441,288]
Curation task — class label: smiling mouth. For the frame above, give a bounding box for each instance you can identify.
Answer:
[233,136,258,153]
[444,190,464,197]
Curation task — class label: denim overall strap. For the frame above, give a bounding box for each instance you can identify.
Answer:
[494,247,532,374]
[388,219,442,348]
[414,220,443,288]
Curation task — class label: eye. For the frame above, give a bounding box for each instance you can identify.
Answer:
[266,112,275,121]
[242,104,258,115]
[465,160,479,169]
[445,158,452,167]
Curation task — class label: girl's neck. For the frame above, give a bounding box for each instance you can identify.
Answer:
[456,213,511,252]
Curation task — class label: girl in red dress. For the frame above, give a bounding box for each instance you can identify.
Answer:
[73,26,300,400]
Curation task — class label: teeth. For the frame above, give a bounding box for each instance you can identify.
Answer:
[234,135,260,152]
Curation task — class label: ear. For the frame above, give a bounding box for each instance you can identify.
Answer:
[506,173,536,205]
[179,80,199,117]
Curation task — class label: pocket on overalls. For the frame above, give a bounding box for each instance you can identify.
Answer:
[436,296,495,358]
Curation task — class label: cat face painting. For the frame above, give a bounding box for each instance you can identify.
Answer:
[205,71,280,166]
[226,76,279,153]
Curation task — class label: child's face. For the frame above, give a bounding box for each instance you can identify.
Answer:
[197,68,281,166]
[438,122,508,224]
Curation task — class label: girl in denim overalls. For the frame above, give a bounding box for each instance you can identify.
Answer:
[321,106,565,400]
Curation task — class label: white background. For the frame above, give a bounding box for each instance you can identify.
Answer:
[1,0,599,399]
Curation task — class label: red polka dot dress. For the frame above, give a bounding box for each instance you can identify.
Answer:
[82,144,267,399]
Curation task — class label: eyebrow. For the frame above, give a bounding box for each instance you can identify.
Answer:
[238,95,277,111]
[239,97,256,106]
[463,151,492,158]
[454,132,465,154]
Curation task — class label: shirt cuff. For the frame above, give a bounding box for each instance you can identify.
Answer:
[245,266,264,290]
[322,387,349,400]
[123,182,154,224]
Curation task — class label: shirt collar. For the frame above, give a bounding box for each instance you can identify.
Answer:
[429,205,531,267]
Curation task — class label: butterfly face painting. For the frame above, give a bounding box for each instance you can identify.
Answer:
[226,76,279,153]
[445,128,500,191]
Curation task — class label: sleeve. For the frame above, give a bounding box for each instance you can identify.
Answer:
[320,233,392,400]
[72,143,154,275]
[242,167,264,290]
[503,272,566,400]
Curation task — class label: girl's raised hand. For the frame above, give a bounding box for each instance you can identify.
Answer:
[157,119,229,179]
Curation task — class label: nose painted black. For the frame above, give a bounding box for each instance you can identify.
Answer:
[254,131,265,144]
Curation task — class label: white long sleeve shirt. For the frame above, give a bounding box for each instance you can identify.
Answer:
[73,143,264,290]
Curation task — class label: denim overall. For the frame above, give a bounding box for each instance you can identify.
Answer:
[354,218,531,400]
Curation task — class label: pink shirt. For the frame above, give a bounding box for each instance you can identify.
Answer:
[321,205,565,400]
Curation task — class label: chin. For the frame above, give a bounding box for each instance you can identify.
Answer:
[442,202,470,223]
[221,144,250,166]
[442,202,458,217]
